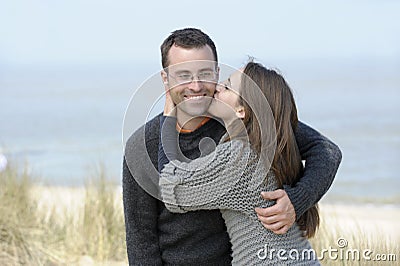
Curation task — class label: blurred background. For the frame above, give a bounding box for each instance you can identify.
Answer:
[1,0,399,204]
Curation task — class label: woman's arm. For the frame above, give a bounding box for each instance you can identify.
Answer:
[159,135,263,213]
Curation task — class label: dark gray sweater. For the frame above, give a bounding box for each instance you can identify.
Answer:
[123,113,341,265]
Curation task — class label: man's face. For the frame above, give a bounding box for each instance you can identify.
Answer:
[163,45,218,118]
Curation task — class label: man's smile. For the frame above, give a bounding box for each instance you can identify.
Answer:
[183,94,208,101]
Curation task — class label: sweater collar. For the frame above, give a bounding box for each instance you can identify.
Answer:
[176,117,211,134]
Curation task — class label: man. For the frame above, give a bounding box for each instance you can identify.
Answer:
[123,28,342,265]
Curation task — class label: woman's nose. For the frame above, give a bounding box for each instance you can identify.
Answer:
[215,84,224,92]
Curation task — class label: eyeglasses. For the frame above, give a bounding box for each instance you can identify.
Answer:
[168,70,218,84]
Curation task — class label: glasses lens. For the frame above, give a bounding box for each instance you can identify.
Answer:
[170,70,216,85]
[198,71,216,82]
[177,74,191,82]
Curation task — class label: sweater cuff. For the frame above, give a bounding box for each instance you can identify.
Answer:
[283,184,313,220]
[159,164,186,213]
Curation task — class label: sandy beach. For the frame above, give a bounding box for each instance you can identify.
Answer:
[319,203,400,240]
[31,185,124,224]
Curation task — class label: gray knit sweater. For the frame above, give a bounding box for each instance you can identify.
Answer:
[160,139,320,265]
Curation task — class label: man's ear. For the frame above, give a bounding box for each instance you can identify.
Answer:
[161,70,169,90]
[236,106,245,119]
[216,65,220,80]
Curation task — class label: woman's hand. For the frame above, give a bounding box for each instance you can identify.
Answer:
[164,89,176,116]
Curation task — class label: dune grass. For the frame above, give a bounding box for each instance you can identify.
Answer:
[0,163,398,265]
[0,163,126,265]
[310,216,399,265]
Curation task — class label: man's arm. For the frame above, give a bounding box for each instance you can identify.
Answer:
[288,121,342,216]
[256,121,342,233]
[123,157,162,265]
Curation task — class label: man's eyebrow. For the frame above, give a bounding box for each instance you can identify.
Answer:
[198,67,214,72]
[174,70,191,74]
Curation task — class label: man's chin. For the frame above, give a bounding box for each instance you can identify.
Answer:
[178,99,212,118]
[178,107,209,119]
[180,108,209,118]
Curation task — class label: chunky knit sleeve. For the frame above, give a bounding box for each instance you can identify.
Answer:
[159,140,269,213]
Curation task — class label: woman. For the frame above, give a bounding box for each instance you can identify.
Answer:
[158,62,319,265]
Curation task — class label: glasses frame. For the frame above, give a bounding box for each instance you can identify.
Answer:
[167,70,219,85]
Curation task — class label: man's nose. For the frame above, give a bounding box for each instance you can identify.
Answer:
[188,80,202,92]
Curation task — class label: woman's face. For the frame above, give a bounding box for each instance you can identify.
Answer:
[208,70,244,123]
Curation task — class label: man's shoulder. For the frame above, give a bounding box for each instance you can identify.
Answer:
[125,113,162,150]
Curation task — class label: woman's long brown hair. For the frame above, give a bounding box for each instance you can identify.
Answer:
[239,62,319,238]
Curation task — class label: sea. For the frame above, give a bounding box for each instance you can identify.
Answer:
[1,57,399,205]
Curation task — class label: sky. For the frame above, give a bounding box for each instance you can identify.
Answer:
[1,0,399,69]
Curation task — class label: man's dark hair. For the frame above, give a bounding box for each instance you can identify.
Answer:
[160,28,218,68]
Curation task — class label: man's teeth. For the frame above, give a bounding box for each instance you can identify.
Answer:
[186,95,204,100]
